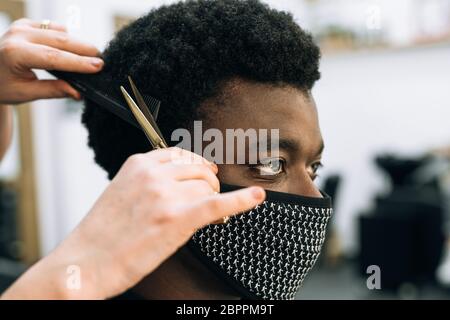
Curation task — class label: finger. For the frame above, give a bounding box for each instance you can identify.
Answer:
[177,180,216,198]
[149,147,209,164]
[16,42,103,73]
[12,79,80,102]
[159,162,220,192]
[143,148,217,172]
[26,28,100,57]
[186,186,266,229]
[21,19,67,32]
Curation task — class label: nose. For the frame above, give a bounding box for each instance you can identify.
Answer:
[289,170,322,198]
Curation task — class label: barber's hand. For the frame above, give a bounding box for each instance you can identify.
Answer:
[0,18,103,104]
[1,148,265,299]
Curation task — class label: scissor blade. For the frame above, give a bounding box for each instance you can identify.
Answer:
[152,102,160,120]
[127,76,167,144]
[128,76,154,122]
[120,86,164,149]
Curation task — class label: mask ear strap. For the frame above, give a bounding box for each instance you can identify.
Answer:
[220,182,333,207]
[219,183,243,192]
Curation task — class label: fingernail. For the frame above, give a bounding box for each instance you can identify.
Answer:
[73,91,81,100]
[67,89,80,100]
[251,187,265,201]
[91,58,104,68]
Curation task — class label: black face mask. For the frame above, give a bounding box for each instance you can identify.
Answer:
[188,183,333,300]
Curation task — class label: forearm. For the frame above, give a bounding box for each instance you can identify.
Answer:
[0,234,105,300]
[1,258,76,299]
[0,104,13,161]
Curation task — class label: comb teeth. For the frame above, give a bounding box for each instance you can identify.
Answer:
[121,82,161,120]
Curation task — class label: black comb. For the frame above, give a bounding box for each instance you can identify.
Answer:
[48,70,161,129]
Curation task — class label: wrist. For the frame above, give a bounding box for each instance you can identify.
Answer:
[47,232,107,299]
[49,224,133,299]
[47,253,102,300]
[1,250,103,300]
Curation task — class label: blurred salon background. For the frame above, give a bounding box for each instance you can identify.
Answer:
[0,0,449,299]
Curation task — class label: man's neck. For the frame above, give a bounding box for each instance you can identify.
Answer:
[132,246,239,300]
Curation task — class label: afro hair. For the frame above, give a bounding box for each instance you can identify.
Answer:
[82,0,321,179]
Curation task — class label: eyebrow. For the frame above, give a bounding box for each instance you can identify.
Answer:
[278,138,324,156]
[247,137,324,159]
[278,138,299,153]
[316,139,325,156]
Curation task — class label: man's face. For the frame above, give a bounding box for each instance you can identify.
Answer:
[134,79,326,299]
[199,79,324,198]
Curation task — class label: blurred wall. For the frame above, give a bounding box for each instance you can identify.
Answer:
[22,0,450,256]
[316,45,450,254]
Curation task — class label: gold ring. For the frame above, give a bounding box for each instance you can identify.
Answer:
[212,215,230,225]
[40,19,51,30]
[211,191,229,224]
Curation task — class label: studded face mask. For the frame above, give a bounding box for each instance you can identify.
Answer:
[188,183,333,300]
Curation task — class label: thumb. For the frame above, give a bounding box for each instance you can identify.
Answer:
[188,186,266,230]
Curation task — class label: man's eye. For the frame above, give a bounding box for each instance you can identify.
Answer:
[310,161,323,180]
[253,158,285,176]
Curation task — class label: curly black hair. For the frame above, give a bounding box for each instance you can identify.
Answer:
[82,0,321,179]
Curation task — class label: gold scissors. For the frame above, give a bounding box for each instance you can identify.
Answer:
[120,76,168,149]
